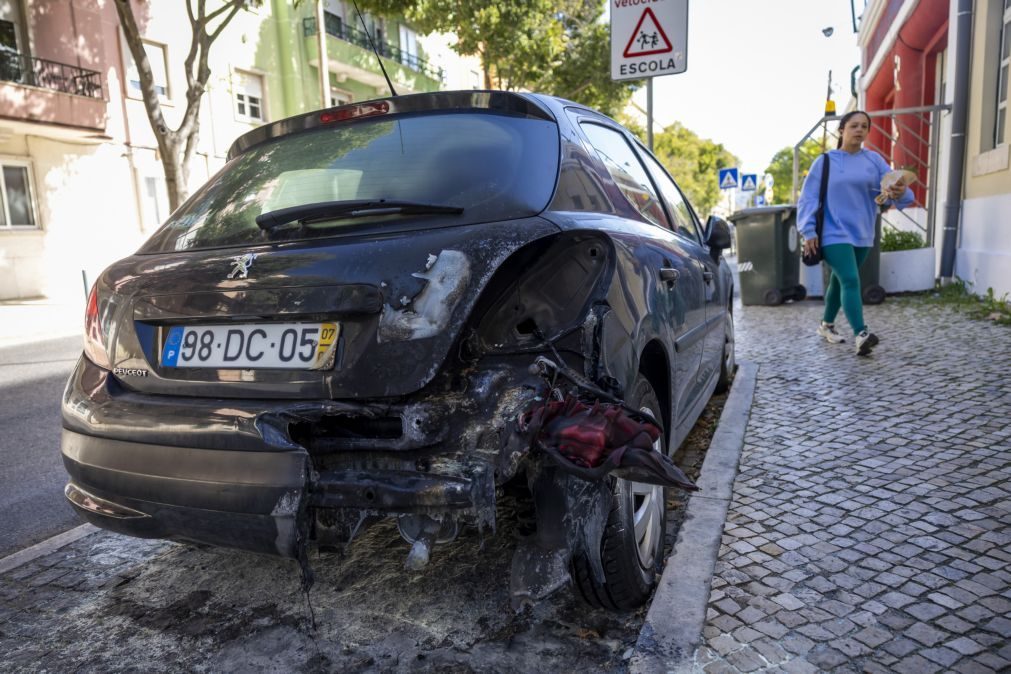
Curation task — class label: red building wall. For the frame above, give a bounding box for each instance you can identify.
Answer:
[863,0,949,204]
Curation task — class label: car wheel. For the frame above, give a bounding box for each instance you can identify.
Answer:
[715,306,736,394]
[572,375,667,610]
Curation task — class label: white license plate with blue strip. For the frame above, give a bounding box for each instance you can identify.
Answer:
[161,322,339,369]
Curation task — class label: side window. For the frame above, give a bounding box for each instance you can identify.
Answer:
[0,159,38,228]
[234,70,265,123]
[639,151,701,242]
[580,122,669,228]
[126,41,169,98]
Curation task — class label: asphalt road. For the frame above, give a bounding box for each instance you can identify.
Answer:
[0,335,83,558]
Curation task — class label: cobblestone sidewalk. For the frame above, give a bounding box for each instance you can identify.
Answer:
[695,298,1011,673]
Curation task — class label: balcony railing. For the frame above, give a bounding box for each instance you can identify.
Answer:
[0,50,103,99]
[303,15,444,83]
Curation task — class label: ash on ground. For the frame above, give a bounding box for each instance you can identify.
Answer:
[0,395,727,674]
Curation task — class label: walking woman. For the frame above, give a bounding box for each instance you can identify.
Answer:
[798,110,914,356]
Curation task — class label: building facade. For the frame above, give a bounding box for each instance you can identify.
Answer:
[0,0,474,302]
[859,0,1011,296]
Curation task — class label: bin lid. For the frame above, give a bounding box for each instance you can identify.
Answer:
[727,205,796,223]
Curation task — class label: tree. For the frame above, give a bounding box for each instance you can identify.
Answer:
[115,0,256,211]
[356,0,638,114]
[536,7,640,117]
[645,122,738,217]
[764,139,823,204]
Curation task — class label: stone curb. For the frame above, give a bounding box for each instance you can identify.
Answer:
[630,360,758,674]
[0,524,98,575]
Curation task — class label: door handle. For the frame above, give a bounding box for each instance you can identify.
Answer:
[659,267,680,283]
[702,270,715,282]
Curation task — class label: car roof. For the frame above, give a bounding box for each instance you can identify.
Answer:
[227,90,566,161]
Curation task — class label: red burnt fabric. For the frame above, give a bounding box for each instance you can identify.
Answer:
[520,395,697,491]
[522,396,658,468]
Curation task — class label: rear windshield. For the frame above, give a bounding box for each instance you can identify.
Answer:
[139,111,560,253]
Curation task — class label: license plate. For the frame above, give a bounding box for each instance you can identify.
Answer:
[161,322,339,370]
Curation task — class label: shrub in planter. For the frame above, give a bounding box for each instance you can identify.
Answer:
[881,228,924,252]
[880,228,933,292]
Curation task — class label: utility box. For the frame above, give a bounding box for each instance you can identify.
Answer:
[729,206,806,306]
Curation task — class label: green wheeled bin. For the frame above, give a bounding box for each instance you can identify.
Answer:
[821,214,886,305]
[728,206,806,306]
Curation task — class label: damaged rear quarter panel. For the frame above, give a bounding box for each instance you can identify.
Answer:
[334,217,561,397]
[542,213,674,407]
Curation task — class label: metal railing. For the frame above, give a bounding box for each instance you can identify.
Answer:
[792,104,951,245]
[303,15,444,83]
[0,50,103,99]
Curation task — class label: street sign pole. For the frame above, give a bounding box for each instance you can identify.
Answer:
[647,78,653,150]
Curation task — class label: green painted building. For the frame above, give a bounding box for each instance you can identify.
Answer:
[262,0,443,120]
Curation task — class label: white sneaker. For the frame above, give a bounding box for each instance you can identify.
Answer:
[817,321,846,343]
[855,329,879,356]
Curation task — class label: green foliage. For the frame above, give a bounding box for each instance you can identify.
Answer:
[536,12,641,117]
[924,278,1011,325]
[355,0,637,114]
[649,122,739,217]
[880,228,925,252]
[765,139,824,204]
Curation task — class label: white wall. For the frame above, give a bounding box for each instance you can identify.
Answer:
[417,32,482,91]
[0,135,147,301]
[955,192,1011,297]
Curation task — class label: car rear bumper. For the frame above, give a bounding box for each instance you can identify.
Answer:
[61,426,497,557]
[62,429,308,557]
[61,357,533,555]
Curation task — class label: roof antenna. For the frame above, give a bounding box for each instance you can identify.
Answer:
[351,0,398,97]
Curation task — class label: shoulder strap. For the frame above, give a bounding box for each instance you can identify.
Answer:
[816,153,830,239]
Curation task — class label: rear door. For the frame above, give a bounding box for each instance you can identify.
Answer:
[577,122,706,429]
[635,150,725,393]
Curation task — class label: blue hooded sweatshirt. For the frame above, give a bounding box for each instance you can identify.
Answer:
[797,149,914,248]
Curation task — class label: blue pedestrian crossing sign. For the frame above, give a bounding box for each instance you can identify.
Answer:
[741,174,758,191]
[718,167,739,190]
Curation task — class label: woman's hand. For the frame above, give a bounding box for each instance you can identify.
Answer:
[885,183,907,200]
[803,236,819,258]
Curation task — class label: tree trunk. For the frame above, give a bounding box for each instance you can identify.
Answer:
[114,0,246,213]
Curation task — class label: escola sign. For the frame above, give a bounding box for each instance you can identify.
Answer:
[611,0,689,81]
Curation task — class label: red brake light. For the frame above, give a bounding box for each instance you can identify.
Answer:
[320,101,390,124]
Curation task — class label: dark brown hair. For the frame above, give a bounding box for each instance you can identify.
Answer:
[836,110,871,148]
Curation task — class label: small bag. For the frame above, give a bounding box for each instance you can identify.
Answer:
[802,153,830,267]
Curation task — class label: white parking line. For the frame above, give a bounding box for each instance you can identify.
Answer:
[0,524,98,574]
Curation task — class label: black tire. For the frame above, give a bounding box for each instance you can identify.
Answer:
[572,376,667,610]
[763,288,784,306]
[715,305,736,394]
[863,284,886,305]
[793,285,807,301]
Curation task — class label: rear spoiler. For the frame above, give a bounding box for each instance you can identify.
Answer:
[227,90,556,161]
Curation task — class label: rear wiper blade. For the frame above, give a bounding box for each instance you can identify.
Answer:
[255,199,464,232]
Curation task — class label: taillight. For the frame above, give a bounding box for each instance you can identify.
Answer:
[83,285,111,369]
[320,101,389,124]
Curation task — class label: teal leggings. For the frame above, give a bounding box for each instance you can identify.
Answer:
[822,244,870,335]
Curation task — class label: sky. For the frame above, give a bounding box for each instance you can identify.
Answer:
[625,0,863,176]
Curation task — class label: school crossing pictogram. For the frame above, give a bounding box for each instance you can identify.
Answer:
[610,0,688,81]
[622,8,673,58]
[719,168,739,190]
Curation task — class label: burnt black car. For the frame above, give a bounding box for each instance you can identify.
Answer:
[62,90,735,610]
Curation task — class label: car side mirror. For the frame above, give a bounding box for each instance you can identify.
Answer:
[705,215,732,258]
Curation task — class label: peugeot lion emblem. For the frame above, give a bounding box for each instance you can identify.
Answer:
[228,253,257,279]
